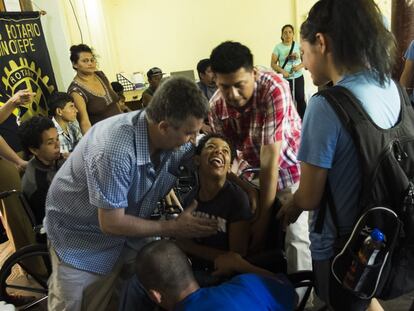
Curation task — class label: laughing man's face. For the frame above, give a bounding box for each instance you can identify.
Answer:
[198,137,232,178]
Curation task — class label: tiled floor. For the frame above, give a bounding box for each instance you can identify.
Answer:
[1,240,413,310]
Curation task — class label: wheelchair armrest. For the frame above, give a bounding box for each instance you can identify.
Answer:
[0,189,18,200]
[286,270,314,311]
[240,167,261,175]
[34,225,45,235]
[238,167,260,189]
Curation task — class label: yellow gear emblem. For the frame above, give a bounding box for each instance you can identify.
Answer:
[0,57,55,123]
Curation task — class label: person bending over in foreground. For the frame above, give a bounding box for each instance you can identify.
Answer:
[136,240,296,311]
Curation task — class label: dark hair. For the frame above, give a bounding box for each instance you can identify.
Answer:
[136,240,196,298]
[18,116,55,155]
[145,76,209,127]
[196,59,211,79]
[196,133,236,162]
[281,24,294,41]
[69,44,94,68]
[300,0,396,86]
[210,41,254,74]
[48,92,73,116]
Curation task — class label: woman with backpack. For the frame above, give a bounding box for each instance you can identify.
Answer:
[277,0,401,310]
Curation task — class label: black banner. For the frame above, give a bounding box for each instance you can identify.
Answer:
[0,11,57,123]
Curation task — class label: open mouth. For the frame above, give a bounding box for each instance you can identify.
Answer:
[209,156,224,168]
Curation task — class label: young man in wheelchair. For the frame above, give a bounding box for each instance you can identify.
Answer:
[176,133,252,284]
[120,134,314,310]
[18,116,65,226]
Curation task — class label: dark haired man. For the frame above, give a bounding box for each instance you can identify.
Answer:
[18,116,63,225]
[208,41,312,277]
[141,67,165,107]
[136,240,296,311]
[48,92,82,156]
[196,59,217,133]
[44,77,218,310]
[196,59,217,101]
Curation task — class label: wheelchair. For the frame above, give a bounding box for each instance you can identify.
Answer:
[0,190,50,310]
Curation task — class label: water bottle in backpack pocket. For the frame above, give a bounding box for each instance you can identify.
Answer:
[342,228,385,292]
[331,208,400,299]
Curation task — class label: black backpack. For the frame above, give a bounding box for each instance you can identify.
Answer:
[314,83,414,300]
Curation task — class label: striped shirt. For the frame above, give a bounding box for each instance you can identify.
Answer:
[209,70,301,190]
[44,111,194,274]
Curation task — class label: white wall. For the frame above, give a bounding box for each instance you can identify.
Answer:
[36,0,73,92]
[37,0,392,90]
[102,0,297,80]
[61,0,120,82]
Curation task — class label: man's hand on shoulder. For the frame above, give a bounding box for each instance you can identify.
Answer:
[170,200,218,239]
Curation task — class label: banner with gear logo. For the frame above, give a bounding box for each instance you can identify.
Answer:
[0,11,56,123]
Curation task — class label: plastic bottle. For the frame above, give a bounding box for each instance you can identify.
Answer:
[343,228,385,291]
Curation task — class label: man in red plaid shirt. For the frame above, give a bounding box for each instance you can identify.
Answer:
[208,41,311,275]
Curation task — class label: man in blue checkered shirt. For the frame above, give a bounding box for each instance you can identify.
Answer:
[44,77,218,311]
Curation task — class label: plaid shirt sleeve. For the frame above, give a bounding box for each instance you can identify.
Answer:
[208,99,224,134]
[261,78,291,145]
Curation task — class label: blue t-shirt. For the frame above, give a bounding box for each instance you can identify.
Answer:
[173,273,295,311]
[273,42,303,80]
[298,71,400,260]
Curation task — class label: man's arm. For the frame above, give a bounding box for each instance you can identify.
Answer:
[228,221,250,256]
[277,162,327,229]
[250,142,281,251]
[98,200,218,239]
[213,252,274,277]
[176,239,226,262]
[177,219,251,263]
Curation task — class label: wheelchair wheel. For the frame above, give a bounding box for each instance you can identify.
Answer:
[0,244,50,309]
